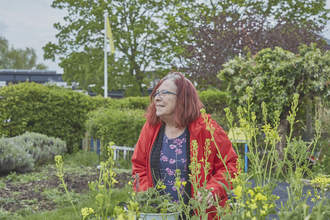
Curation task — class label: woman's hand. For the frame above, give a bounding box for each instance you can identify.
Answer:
[196,191,215,209]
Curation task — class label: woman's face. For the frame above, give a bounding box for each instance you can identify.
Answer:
[154,79,178,123]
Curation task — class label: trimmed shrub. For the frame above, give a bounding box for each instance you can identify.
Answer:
[198,89,229,130]
[0,132,66,173]
[0,137,34,173]
[90,95,150,110]
[14,132,67,165]
[198,89,228,114]
[0,82,94,153]
[85,107,147,148]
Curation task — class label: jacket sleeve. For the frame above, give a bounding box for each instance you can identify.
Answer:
[205,121,238,200]
[131,122,150,192]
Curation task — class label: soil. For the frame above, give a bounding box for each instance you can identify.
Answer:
[0,165,134,214]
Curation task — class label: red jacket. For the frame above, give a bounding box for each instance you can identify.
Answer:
[131,115,238,219]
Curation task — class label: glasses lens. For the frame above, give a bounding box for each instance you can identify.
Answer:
[159,91,165,98]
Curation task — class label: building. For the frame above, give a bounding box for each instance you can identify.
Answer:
[0,69,154,98]
[0,69,66,88]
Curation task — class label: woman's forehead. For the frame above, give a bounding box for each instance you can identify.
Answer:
[158,79,177,90]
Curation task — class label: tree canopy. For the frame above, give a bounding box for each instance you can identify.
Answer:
[43,0,330,95]
[165,0,330,89]
[0,36,47,70]
[43,0,190,96]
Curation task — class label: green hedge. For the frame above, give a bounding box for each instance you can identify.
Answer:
[198,89,229,130]
[0,132,66,173]
[0,82,228,154]
[85,107,147,149]
[90,95,150,110]
[0,82,93,153]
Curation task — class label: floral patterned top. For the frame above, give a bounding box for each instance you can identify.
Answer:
[159,128,187,203]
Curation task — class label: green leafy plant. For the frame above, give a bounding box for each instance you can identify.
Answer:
[0,82,93,153]
[130,181,177,214]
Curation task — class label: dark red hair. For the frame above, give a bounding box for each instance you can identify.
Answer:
[145,71,205,129]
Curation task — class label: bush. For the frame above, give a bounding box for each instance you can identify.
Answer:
[0,137,34,173]
[0,132,66,173]
[14,132,67,165]
[198,89,229,130]
[0,82,94,153]
[90,95,150,110]
[85,107,147,149]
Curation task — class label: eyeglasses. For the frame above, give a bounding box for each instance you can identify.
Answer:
[152,90,177,99]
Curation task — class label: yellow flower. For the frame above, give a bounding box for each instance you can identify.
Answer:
[112,178,118,184]
[157,183,166,190]
[81,208,89,218]
[246,211,251,218]
[252,217,257,220]
[250,202,257,210]
[262,204,269,211]
[233,185,242,198]
[255,193,267,201]
[260,209,267,215]
[248,189,255,196]
[81,207,94,219]
[55,155,62,163]
[182,181,187,187]
[128,181,133,185]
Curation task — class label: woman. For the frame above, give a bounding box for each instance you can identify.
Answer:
[131,72,238,219]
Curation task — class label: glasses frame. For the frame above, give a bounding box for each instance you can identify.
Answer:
[152,90,177,99]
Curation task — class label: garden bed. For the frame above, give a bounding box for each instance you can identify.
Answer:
[0,164,134,215]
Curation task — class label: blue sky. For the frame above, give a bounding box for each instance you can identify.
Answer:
[0,0,330,73]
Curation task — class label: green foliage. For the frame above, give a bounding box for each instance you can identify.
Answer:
[114,158,132,170]
[0,36,47,70]
[43,0,184,96]
[198,89,228,114]
[0,137,35,173]
[219,44,330,126]
[42,188,82,207]
[63,150,100,167]
[198,89,229,129]
[165,0,330,89]
[4,171,50,184]
[0,207,21,220]
[86,107,146,148]
[90,95,150,111]
[0,82,93,153]
[312,139,330,175]
[131,182,176,214]
[13,132,67,165]
[0,132,66,173]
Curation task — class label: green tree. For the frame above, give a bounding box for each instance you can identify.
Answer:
[164,0,330,88]
[43,0,187,96]
[0,36,47,70]
[219,44,330,161]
